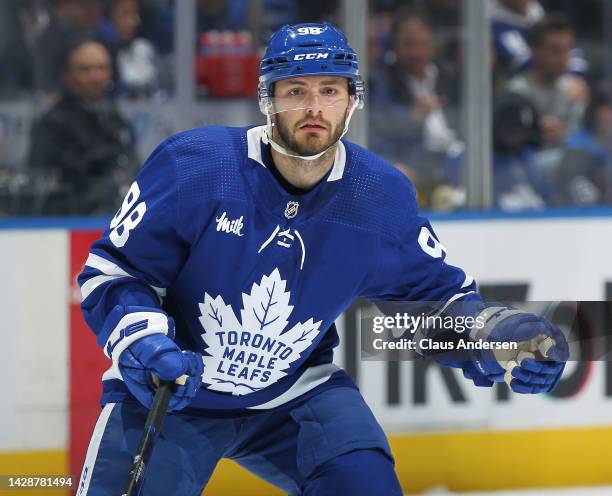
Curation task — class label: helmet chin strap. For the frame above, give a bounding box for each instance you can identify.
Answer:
[263,100,359,161]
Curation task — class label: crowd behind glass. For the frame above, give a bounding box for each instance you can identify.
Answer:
[0,0,610,216]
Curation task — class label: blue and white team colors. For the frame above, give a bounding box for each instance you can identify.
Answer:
[75,22,569,495]
[75,22,485,495]
[78,123,478,412]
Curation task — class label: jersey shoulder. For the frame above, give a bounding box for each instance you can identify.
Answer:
[162,125,250,204]
[322,140,418,239]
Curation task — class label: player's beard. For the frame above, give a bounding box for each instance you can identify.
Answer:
[274,111,346,157]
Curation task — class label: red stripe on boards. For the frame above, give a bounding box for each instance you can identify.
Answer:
[68,230,107,492]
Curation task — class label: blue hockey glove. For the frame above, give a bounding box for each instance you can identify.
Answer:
[469,307,569,394]
[119,334,204,411]
[103,309,204,411]
[436,359,496,387]
[434,358,495,387]
[462,361,495,387]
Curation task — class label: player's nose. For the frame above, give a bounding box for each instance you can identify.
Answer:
[304,93,325,114]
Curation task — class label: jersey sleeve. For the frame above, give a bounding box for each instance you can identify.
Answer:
[359,189,480,306]
[359,187,484,367]
[77,138,190,350]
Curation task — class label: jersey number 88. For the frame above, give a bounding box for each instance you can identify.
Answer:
[110,181,147,248]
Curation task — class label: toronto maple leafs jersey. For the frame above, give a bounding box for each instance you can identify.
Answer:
[78,125,480,412]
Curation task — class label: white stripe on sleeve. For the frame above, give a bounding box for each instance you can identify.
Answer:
[81,253,167,302]
[80,274,131,302]
[85,253,131,277]
[461,275,474,289]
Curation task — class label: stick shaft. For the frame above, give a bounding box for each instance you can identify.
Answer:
[122,382,173,496]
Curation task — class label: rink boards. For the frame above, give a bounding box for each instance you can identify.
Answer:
[2,211,612,494]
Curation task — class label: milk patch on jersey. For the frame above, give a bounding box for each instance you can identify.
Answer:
[215,211,245,237]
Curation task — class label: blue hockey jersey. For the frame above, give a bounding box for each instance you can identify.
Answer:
[78,125,479,411]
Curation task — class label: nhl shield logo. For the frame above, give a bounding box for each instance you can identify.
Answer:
[284,201,299,219]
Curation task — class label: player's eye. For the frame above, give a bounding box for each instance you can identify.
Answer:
[322,87,337,95]
[288,88,304,97]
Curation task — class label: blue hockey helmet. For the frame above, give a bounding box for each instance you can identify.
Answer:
[258,23,365,115]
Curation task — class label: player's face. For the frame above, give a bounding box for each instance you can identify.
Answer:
[272,76,351,156]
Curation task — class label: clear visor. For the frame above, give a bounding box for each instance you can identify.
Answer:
[267,89,351,114]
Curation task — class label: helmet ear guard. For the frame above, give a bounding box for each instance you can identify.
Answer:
[258,79,271,115]
[350,77,365,110]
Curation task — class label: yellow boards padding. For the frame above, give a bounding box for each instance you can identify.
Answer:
[0,450,69,496]
[3,426,612,496]
[390,426,612,494]
[204,427,612,494]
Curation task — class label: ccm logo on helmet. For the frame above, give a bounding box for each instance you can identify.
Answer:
[293,53,329,61]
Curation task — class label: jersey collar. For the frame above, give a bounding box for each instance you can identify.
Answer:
[243,126,346,222]
[246,125,347,182]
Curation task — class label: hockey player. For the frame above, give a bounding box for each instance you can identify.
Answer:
[77,23,568,495]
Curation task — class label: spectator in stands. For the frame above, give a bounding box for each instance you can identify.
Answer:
[491,1,588,80]
[28,38,136,215]
[555,84,612,206]
[34,0,102,93]
[506,15,589,146]
[368,8,461,167]
[440,92,553,211]
[96,0,161,98]
[491,0,545,77]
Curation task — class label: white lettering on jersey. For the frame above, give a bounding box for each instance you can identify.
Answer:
[418,226,446,259]
[293,53,329,61]
[215,211,244,237]
[110,181,147,248]
[198,268,322,395]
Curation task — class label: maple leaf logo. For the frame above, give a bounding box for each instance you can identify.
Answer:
[198,268,322,395]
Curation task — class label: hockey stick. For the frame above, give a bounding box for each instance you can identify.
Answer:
[122,375,187,496]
